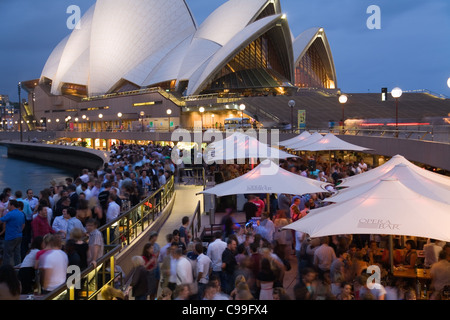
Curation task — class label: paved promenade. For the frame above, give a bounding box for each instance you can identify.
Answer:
[155,183,298,299]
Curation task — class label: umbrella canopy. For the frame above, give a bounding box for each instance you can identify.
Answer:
[326,164,450,204]
[289,132,324,150]
[198,159,329,197]
[277,131,311,148]
[203,131,295,163]
[284,178,450,242]
[339,154,450,188]
[297,133,372,152]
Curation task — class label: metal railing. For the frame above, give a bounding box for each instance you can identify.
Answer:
[179,167,206,188]
[42,175,175,300]
[99,175,175,247]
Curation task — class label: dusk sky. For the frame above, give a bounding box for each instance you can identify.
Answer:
[1,0,449,101]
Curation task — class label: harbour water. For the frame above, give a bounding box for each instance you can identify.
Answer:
[0,146,75,194]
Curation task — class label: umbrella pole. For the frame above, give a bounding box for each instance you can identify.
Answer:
[328,150,332,175]
[389,235,394,274]
[266,193,270,215]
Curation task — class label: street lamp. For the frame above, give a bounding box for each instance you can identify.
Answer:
[140,111,145,132]
[199,107,205,131]
[117,112,123,131]
[447,77,450,88]
[98,114,103,131]
[288,100,295,132]
[239,104,246,130]
[338,94,348,134]
[17,82,23,141]
[166,109,172,132]
[391,87,402,137]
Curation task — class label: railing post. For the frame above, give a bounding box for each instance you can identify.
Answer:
[69,287,75,300]
[110,256,115,286]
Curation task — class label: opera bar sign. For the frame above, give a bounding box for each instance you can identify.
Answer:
[357,219,400,230]
[247,185,272,192]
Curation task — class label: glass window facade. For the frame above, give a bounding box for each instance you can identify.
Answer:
[295,38,335,89]
[203,32,292,94]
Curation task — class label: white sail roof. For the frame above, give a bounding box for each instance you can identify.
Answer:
[40,0,337,97]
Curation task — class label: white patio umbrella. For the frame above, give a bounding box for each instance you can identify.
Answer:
[289,132,324,150]
[325,163,450,204]
[277,131,311,148]
[285,177,450,240]
[203,131,296,164]
[339,154,450,188]
[298,133,373,152]
[198,159,329,197]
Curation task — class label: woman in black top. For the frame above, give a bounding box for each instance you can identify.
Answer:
[256,258,276,300]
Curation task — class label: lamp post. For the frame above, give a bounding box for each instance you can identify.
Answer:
[288,100,295,133]
[391,87,402,137]
[239,104,246,130]
[117,112,123,131]
[17,82,23,142]
[140,111,145,132]
[338,94,348,134]
[199,107,205,131]
[98,113,103,131]
[166,109,172,132]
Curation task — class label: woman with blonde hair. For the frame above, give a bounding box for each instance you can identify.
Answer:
[230,274,247,299]
[157,287,172,300]
[124,256,149,300]
[101,285,126,300]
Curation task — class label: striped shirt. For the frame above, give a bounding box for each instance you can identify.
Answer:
[88,229,104,264]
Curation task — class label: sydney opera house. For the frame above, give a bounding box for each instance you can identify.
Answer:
[19,0,448,134]
[18,0,340,131]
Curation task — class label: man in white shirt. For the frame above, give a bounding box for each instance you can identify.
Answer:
[313,236,336,279]
[206,232,227,279]
[52,208,70,239]
[255,212,275,243]
[81,183,93,201]
[195,242,211,299]
[66,207,86,240]
[158,169,167,186]
[79,169,90,184]
[423,239,443,268]
[358,159,368,172]
[106,194,121,244]
[24,189,39,212]
[39,235,69,294]
[106,194,121,224]
[430,251,450,299]
[173,248,193,285]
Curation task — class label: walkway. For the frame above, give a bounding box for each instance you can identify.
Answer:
[155,182,299,299]
[156,183,204,248]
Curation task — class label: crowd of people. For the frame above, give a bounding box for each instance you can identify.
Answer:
[116,211,450,301]
[0,141,449,302]
[113,152,449,301]
[0,142,177,299]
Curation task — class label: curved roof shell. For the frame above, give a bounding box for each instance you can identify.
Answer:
[293,27,338,88]
[40,0,337,97]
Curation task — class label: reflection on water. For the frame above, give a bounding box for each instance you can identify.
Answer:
[0,147,75,193]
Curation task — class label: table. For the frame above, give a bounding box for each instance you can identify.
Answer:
[393,268,431,280]
[393,268,432,300]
